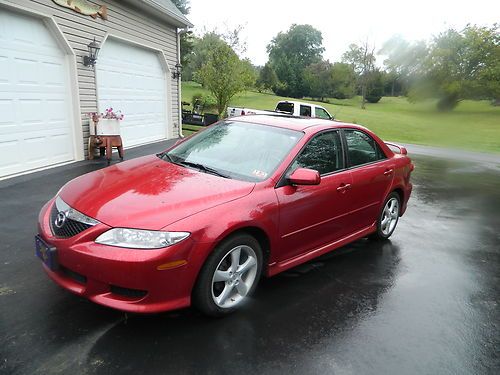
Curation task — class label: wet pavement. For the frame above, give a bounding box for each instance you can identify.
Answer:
[0,142,499,375]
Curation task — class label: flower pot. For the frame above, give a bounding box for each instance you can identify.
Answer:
[90,119,121,136]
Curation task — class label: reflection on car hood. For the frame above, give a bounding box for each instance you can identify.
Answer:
[59,155,255,230]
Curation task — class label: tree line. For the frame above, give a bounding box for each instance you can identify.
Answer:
[260,23,499,111]
[173,1,499,114]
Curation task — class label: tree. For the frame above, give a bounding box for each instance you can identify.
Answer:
[183,32,228,82]
[179,30,194,76]
[365,70,384,103]
[197,42,254,116]
[171,0,190,15]
[330,63,356,99]
[267,24,325,98]
[380,36,428,96]
[171,0,193,81]
[256,63,278,93]
[409,24,500,110]
[183,26,250,82]
[241,58,259,89]
[303,61,333,101]
[342,42,377,108]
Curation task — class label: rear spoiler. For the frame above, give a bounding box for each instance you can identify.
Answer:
[385,142,408,155]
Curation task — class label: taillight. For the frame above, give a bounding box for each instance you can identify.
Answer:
[241,110,246,116]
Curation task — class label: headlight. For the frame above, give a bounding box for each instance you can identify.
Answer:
[95,228,190,249]
[56,196,99,226]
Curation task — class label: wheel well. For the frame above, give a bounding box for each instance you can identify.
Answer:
[392,188,404,204]
[231,227,271,271]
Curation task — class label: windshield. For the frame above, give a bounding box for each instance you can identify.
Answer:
[162,121,303,182]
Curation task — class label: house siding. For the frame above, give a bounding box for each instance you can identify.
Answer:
[2,0,181,157]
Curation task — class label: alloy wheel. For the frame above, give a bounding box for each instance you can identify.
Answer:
[381,197,399,236]
[211,245,258,309]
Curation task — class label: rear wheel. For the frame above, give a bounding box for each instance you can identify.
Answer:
[371,192,400,240]
[193,233,263,317]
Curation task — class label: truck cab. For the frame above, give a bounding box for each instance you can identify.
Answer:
[275,101,333,119]
[227,100,333,120]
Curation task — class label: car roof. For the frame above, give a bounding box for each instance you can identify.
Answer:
[231,114,367,133]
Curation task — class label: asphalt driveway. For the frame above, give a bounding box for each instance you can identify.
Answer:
[0,141,499,375]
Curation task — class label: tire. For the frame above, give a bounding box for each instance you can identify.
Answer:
[192,233,263,317]
[371,192,401,241]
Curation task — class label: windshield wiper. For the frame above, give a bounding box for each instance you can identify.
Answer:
[179,161,230,178]
[158,152,180,165]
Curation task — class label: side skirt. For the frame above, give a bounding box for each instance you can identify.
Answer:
[267,223,376,277]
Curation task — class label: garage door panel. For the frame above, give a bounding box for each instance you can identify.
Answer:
[42,62,67,86]
[0,140,22,173]
[0,9,75,178]
[97,38,167,147]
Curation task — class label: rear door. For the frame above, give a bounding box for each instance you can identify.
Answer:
[342,129,395,230]
[275,130,353,261]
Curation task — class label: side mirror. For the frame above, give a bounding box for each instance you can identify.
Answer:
[289,168,321,186]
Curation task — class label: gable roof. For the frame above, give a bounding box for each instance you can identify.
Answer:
[123,0,193,28]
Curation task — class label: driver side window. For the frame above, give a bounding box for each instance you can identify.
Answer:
[290,131,344,175]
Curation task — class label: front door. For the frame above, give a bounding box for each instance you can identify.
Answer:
[275,130,353,261]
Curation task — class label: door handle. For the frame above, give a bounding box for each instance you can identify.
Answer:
[337,183,351,192]
[383,169,394,176]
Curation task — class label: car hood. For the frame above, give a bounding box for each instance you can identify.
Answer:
[59,155,255,230]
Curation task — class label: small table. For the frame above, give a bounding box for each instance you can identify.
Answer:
[88,135,124,165]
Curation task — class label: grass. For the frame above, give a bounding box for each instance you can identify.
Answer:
[181,124,202,136]
[181,82,500,153]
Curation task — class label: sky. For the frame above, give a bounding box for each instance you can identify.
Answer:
[187,0,499,66]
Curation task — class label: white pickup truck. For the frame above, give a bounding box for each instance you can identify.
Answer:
[227,100,333,120]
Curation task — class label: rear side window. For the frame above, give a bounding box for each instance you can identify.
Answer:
[300,105,312,117]
[290,131,344,175]
[315,107,331,120]
[276,102,294,114]
[344,130,386,167]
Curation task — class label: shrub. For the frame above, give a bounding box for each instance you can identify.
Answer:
[191,93,218,113]
[366,95,382,103]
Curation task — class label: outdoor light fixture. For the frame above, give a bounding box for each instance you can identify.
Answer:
[83,37,100,67]
[172,63,182,79]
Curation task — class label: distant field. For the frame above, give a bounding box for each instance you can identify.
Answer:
[181,82,500,153]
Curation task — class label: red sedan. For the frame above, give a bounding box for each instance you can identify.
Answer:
[36,115,413,316]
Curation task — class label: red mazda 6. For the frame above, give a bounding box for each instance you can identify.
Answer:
[36,115,413,316]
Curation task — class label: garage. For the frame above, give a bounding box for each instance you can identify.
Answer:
[0,9,75,178]
[96,38,169,148]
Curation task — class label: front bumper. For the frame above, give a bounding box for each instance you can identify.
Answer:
[37,200,212,313]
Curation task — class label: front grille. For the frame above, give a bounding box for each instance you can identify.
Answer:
[50,204,92,238]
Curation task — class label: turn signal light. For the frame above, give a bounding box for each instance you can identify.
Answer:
[157,260,188,270]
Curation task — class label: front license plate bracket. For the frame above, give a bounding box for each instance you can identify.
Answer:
[35,235,58,271]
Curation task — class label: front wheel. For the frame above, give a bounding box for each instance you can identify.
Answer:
[192,233,263,317]
[371,192,401,240]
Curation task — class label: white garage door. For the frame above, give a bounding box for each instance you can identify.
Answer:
[96,38,168,148]
[0,9,75,178]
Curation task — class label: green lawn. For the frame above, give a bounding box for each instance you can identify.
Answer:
[181,82,500,153]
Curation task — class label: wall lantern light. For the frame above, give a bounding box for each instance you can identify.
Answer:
[83,37,100,67]
[172,63,182,79]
